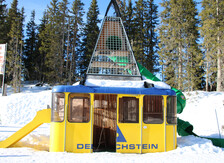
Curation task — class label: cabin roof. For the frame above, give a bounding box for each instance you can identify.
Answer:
[52,85,176,96]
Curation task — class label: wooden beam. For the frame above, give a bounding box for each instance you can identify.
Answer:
[90,61,134,69]
[95,50,129,56]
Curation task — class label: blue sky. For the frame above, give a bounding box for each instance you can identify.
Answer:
[5,0,202,25]
[4,0,169,24]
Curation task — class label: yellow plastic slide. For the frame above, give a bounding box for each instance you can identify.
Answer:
[0,109,51,148]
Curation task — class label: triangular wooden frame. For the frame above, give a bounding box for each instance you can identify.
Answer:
[86,0,141,81]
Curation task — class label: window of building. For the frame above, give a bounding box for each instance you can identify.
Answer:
[143,96,163,124]
[68,94,90,123]
[119,97,139,123]
[51,93,65,122]
[167,96,177,124]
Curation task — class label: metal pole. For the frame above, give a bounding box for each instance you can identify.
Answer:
[215,109,221,138]
[140,104,143,154]
[1,74,2,94]
[2,43,7,96]
[90,94,94,153]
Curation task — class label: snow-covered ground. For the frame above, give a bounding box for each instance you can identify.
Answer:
[0,85,224,163]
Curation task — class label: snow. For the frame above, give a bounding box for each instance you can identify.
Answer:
[85,78,171,89]
[0,84,52,125]
[178,91,224,138]
[0,84,224,162]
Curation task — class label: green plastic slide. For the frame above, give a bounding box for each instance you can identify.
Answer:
[137,63,186,114]
[137,62,224,148]
[177,118,224,148]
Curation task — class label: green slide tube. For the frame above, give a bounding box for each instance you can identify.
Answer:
[137,63,186,114]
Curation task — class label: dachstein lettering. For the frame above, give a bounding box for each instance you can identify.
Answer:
[116,144,158,150]
[76,144,158,150]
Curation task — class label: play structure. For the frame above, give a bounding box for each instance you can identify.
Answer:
[0,0,223,153]
[50,85,176,153]
[0,109,51,148]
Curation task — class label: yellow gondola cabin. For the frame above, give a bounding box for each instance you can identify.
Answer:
[50,85,177,153]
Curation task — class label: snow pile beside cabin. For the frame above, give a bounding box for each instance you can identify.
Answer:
[0,84,52,125]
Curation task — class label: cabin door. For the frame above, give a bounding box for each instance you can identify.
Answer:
[65,93,93,153]
[93,94,117,152]
[141,95,165,153]
[116,95,142,153]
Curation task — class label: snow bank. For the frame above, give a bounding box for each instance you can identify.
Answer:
[0,84,52,125]
[179,91,224,137]
[0,135,224,163]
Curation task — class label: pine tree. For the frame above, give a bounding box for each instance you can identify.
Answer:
[116,0,124,15]
[6,0,24,92]
[200,0,217,91]
[130,0,159,74]
[118,0,127,22]
[125,0,134,44]
[159,0,203,91]
[216,0,224,91]
[117,0,159,74]
[184,0,204,91]
[200,0,224,91]
[44,0,62,84]
[0,0,7,43]
[17,7,25,92]
[133,0,145,65]
[58,0,69,84]
[143,0,159,73]
[24,10,38,81]
[158,0,175,85]
[37,11,49,83]
[117,0,134,44]
[80,0,100,77]
[67,0,85,84]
